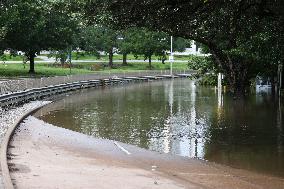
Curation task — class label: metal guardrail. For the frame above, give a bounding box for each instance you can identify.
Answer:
[0,70,194,108]
[0,70,192,95]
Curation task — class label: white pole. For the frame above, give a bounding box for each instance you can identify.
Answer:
[170,36,173,77]
[218,73,222,90]
[217,73,223,107]
[171,36,173,55]
[278,63,282,94]
[280,65,282,90]
[280,71,282,89]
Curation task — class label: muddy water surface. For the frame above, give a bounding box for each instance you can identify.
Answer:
[37,79,284,177]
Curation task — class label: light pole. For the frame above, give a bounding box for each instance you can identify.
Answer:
[169,36,174,78]
[278,62,282,91]
[278,61,283,89]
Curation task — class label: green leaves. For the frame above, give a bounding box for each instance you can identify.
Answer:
[1,0,80,73]
[77,25,118,55]
[118,28,171,65]
[3,0,79,52]
[188,56,216,74]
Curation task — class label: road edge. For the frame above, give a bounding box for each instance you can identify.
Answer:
[0,104,48,189]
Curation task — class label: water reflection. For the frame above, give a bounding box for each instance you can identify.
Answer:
[37,79,284,177]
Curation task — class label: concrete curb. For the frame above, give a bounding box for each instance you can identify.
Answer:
[0,104,48,189]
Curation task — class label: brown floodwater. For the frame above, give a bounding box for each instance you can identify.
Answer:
[37,79,284,177]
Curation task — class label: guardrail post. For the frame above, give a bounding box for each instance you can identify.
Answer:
[25,79,28,90]
[0,83,3,95]
[40,78,42,88]
[17,80,20,91]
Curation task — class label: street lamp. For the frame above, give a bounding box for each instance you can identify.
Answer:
[169,36,174,78]
[278,61,282,91]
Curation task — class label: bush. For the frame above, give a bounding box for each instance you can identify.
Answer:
[188,56,216,74]
[188,56,220,86]
[90,64,103,71]
[196,74,217,86]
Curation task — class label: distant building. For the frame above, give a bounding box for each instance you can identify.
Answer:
[173,41,208,56]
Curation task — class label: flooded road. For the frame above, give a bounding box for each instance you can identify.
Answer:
[37,79,284,177]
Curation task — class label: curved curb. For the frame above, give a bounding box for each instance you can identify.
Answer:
[0,104,48,189]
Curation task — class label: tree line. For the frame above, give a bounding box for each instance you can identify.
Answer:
[85,0,284,97]
[0,0,190,73]
[1,0,283,96]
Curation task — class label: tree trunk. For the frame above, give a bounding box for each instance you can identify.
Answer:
[108,48,113,68]
[162,57,166,64]
[149,55,152,70]
[162,53,166,64]
[271,76,276,96]
[229,80,247,98]
[225,65,251,98]
[60,57,65,67]
[122,53,127,66]
[69,50,72,74]
[28,52,36,74]
[210,48,251,98]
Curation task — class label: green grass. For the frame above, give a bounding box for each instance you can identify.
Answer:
[75,61,188,70]
[0,61,189,77]
[45,52,194,61]
[3,52,197,62]
[1,54,43,61]
[1,54,25,61]
[69,53,151,61]
[0,63,92,77]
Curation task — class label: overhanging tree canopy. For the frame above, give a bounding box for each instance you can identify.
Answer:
[86,0,284,96]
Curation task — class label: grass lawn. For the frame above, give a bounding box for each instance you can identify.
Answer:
[1,54,43,61]
[1,54,24,61]
[2,53,196,62]
[0,61,189,77]
[75,61,188,70]
[43,52,195,61]
[0,63,93,77]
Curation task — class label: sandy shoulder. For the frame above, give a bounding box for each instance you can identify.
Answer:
[7,116,284,189]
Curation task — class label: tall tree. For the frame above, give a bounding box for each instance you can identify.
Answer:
[86,0,284,97]
[3,0,78,73]
[173,37,192,53]
[0,0,8,54]
[117,31,132,66]
[78,25,118,67]
[121,28,169,69]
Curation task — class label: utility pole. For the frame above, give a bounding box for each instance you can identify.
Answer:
[68,46,72,74]
[169,36,174,78]
[218,73,222,90]
[278,62,283,94]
